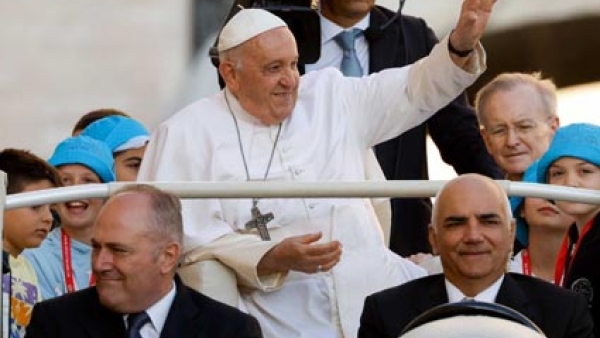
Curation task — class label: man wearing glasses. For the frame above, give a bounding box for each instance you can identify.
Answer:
[475,72,559,181]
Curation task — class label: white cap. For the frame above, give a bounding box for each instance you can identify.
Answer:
[217,9,288,53]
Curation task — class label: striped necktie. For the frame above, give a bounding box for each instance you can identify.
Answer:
[334,28,363,77]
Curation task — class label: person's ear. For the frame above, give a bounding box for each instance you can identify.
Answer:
[219,61,239,92]
[158,242,181,275]
[509,218,516,243]
[549,115,560,132]
[428,224,439,255]
[479,126,494,156]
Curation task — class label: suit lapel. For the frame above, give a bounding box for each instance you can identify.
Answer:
[495,274,541,325]
[79,288,126,338]
[420,275,449,313]
[368,7,405,74]
[160,278,201,338]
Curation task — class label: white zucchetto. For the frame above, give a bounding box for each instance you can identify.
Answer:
[217,8,288,52]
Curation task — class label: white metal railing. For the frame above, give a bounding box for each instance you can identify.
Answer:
[3,176,600,335]
[6,180,600,210]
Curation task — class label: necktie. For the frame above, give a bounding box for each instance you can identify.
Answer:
[126,311,150,338]
[334,28,363,77]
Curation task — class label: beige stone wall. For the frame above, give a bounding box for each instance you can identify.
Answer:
[0,0,190,158]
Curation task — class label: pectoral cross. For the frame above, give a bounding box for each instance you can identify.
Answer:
[245,205,274,241]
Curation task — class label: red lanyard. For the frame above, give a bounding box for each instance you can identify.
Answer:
[521,249,532,276]
[61,229,95,293]
[554,220,593,287]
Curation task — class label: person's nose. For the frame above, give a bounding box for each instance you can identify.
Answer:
[463,218,484,243]
[40,205,54,226]
[505,127,521,147]
[92,248,113,271]
[279,66,298,88]
[565,171,579,188]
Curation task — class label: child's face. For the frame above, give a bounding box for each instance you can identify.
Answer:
[547,157,600,225]
[55,164,105,230]
[114,145,146,182]
[521,197,573,233]
[3,180,55,256]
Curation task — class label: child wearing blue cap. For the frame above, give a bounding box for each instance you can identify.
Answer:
[509,161,572,282]
[536,123,600,336]
[80,115,149,181]
[23,136,115,300]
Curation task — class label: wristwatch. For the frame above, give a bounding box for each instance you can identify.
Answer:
[448,38,474,57]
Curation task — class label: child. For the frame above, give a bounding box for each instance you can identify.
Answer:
[510,161,572,282]
[536,123,600,336]
[23,136,115,301]
[80,115,149,181]
[0,148,60,338]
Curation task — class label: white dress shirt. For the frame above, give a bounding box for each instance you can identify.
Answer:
[445,275,505,303]
[305,14,370,74]
[123,281,176,338]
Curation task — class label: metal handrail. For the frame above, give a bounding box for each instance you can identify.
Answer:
[6,180,600,210]
[2,177,600,336]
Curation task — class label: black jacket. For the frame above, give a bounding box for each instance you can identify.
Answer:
[25,276,263,338]
[359,273,593,338]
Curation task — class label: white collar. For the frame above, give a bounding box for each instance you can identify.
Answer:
[319,13,370,44]
[445,275,505,303]
[124,281,176,335]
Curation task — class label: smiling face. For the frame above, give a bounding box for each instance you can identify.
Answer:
[55,165,105,230]
[520,197,573,234]
[3,180,55,256]
[429,175,515,295]
[92,192,179,313]
[220,27,299,126]
[480,85,558,177]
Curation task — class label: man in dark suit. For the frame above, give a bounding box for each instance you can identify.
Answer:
[25,184,262,338]
[305,0,503,256]
[358,174,593,338]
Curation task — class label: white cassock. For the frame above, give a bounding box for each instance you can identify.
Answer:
[138,33,485,338]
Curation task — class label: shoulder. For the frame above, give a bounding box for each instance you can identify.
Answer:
[368,274,441,302]
[181,284,255,321]
[34,287,97,314]
[508,273,586,304]
[159,91,225,131]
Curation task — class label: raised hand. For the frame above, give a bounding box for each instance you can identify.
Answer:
[450,0,498,53]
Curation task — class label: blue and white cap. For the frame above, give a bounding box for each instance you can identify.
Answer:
[81,115,149,153]
[49,135,115,183]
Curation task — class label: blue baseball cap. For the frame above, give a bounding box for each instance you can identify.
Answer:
[510,161,541,246]
[537,123,600,183]
[80,115,149,153]
[48,136,116,183]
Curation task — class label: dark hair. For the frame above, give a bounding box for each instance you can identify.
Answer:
[72,108,130,135]
[0,148,61,194]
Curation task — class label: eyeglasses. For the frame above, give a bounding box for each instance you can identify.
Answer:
[484,117,553,140]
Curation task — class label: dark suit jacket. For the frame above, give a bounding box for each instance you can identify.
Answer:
[25,276,263,338]
[358,273,594,338]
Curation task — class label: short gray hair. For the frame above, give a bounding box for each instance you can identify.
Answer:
[474,72,557,125]
[113,184,183,247]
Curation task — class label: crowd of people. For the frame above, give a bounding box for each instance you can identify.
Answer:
[1,0,599,337]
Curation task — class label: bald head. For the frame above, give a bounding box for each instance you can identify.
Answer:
[432,174,512,230]
[429,174,515,296]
